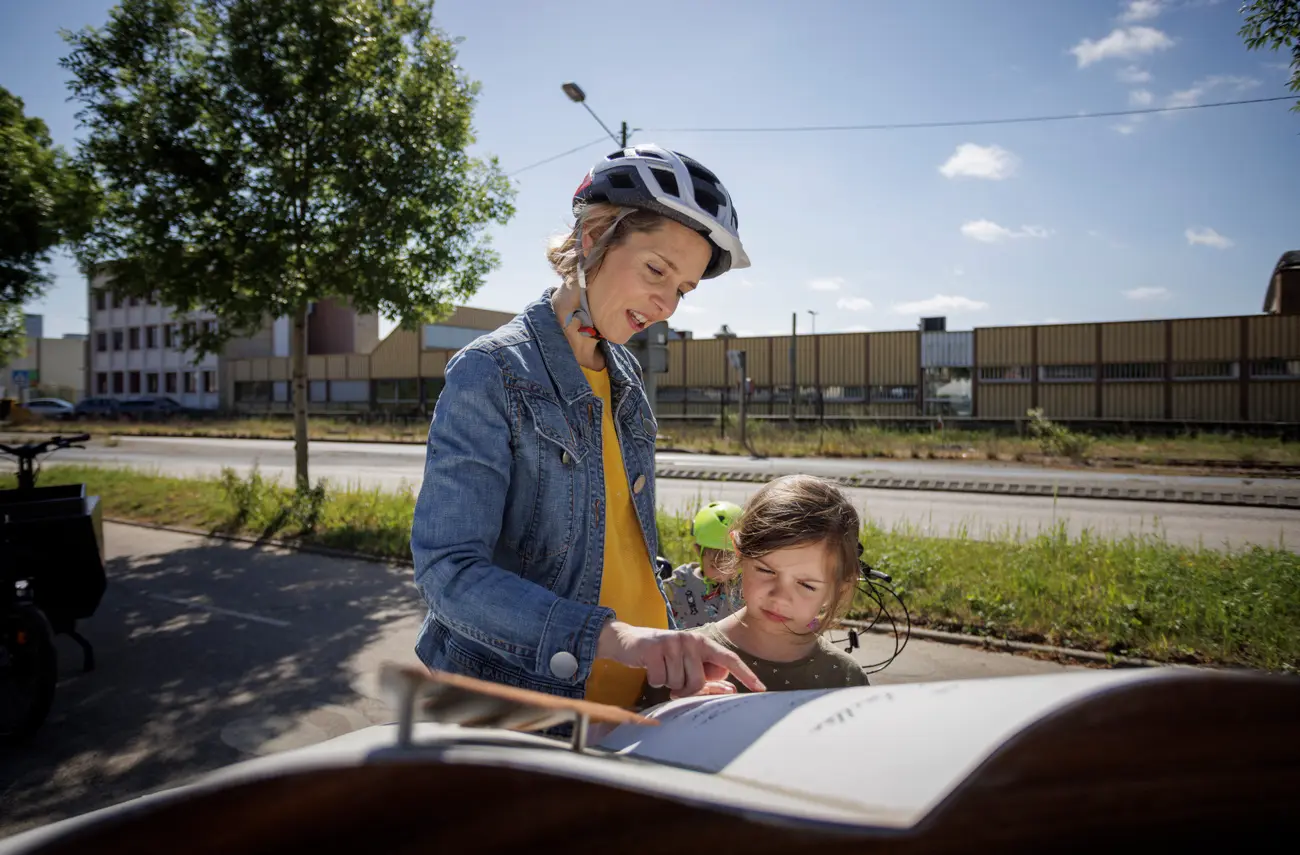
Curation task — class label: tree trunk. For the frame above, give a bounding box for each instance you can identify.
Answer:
[291,300,310,490]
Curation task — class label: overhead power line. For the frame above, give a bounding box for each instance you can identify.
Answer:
[507,94,1293,177]
[645,95,1294,134]
[508,135,611,177]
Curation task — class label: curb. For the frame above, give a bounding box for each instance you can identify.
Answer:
[653,466,1300,509]
[104,516,1162,670]
[838,618,1165,669]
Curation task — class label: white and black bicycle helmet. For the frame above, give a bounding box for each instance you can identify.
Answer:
[572,144,750,279]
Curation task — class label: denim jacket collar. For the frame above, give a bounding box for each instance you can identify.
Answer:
[525,288,643,408]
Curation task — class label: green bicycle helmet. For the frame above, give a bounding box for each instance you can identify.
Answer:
[690,501,743,552]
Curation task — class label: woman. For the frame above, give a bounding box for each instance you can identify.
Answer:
[410,144,764,708]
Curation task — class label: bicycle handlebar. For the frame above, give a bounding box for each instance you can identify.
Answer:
[0,434,92,460]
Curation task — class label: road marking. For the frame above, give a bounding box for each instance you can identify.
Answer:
[147,593,292,628]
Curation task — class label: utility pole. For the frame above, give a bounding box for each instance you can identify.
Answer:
[620,121,629,147]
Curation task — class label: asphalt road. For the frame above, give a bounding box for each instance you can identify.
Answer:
[3,435,1297,550]
[0,522,1081,840]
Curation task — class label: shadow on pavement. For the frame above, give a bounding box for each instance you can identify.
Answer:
[0,532,424,839]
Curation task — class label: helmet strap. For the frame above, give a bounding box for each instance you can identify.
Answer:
[563,208,635,341]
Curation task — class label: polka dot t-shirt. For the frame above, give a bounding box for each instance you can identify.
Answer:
[638,621,869,708]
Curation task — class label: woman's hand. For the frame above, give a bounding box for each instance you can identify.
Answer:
[596,620,766,698]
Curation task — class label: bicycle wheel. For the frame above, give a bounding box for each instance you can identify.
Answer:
[0,603,58,743]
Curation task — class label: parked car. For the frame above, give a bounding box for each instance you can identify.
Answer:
[116,396,192,421]
[72,397,122,420]
[22,398,76,421]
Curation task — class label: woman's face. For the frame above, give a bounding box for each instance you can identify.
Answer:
[583,218,712,345]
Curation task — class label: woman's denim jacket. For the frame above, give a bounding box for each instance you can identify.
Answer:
[410,288,671,699]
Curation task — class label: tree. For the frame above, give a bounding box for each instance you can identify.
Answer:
[1239,0,1300,112]
[61,0,516,487]
[0,87,99,362]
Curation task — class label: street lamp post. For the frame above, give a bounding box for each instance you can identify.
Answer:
[561,82,631,147]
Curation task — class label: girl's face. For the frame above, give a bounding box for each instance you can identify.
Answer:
[737,540,842,635]
[582,219,711,345]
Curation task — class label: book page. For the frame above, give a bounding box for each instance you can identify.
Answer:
[596,669,1170,826]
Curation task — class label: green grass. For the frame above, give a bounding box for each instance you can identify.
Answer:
[5,464,1297,672]
[4,415,1298,471]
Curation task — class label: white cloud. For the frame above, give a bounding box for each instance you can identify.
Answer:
[1129,89,1154,106]
[960,219,1051,243]
[836,297,873,311]
[807,277,844,292]
[1119,0,1162,23]
[1113,121,1141,134]
[1124,286,1172,300]
[1117,65,1153,83]
[676,303,705,314]
[1044,316,1064,324]
[842,324,873,333]
[1167,75,1261,109]
[1071,27,1175,68]
[736,278,757,288]
[891,295,990,315]
[1186,226,1233,249]
[952,266,965,277]
[938,143,1019,180]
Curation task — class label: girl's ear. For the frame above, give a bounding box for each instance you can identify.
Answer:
[729,529,740,551]
[581,225,596,255]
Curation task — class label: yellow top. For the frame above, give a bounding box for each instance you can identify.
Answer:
[581,365,667,708]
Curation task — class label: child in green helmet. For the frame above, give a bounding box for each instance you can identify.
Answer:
[659,500,745,630]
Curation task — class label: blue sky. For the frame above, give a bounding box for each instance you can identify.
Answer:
[4,0,1297,339]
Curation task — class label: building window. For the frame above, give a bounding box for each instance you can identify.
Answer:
[184,371,197,393]
[96,331,108,353]
[112,372,124,394]
[203,319,217,336]
[128,327,140,350]
[870,385,918,403]
[165,372,178,394]
[146,373,159,394]
[96,373,108,394]
[1102,362,1163,381]
[235,382,273,403]
[202,370,216,393]
[1250,358,1300,379]
[1173,361,1238,380]
[146,326,158,348]
[978,365,1031,382]
[375,378,419,404]
[112,330,124,351]
[164,324,175,348]
[129,371,141,394]
[1039,364,1095,382]
[95,290,107,311]
[129,295,140,307]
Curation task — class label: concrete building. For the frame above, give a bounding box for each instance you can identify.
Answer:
[0,325,88,403]
[87,268,380,411]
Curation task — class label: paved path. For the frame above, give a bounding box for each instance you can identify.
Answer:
[1,522,1083,840]
[6,435,1297,550]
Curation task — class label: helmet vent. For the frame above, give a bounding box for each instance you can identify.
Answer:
[649,168,680,198]
[607,171,636,190]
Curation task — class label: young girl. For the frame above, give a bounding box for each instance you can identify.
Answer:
[640,474,868,706]
[659,500,745,630]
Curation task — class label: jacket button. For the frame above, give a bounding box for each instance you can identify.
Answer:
[633,474,646,494]
[561,450,573,465]
[549,651,578,680]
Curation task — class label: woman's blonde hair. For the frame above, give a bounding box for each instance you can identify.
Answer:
[723,474,863,635]
[546,202,669,289]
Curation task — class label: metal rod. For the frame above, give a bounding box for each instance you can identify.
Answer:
[571,712,590,752]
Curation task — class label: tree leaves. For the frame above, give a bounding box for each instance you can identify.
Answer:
[0,86,101,360]
[1238,0,1300,112]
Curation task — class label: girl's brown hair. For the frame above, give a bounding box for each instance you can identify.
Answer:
[546,202,669,289]
[725,474,863,634]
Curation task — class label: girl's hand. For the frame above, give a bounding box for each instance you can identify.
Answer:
[596,620,766,698]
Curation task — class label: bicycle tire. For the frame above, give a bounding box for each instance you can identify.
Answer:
[0,603,58,743]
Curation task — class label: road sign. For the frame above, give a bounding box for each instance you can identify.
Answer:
[11,369,32,388]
